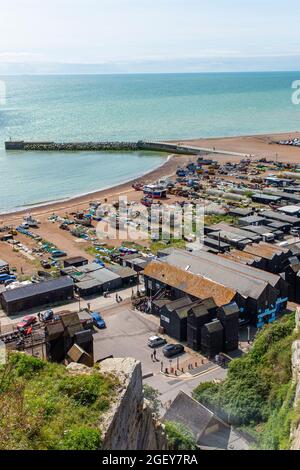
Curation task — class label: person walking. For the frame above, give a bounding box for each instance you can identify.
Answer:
[153,349,157,361]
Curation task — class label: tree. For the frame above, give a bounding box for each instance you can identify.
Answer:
[143,384,161,418]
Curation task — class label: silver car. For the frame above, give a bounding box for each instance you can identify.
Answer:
[148,336,167,348]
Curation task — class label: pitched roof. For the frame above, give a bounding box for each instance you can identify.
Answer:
[163,391,214,441]
[162,249,274,297]
[144,261,236,306]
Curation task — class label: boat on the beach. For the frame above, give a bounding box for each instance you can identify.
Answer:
[143,184,167,199]
[132,182,144,191]
[176,168,187,177]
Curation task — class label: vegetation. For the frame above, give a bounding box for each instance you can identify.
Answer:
[193,313,300,450]
[0,353,118,450]
[150,237,186,255]
[204,213,238,226]
[143,384,162,418]
[164,421,197,450]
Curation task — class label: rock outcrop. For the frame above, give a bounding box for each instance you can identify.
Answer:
[67,357,169,450]
[99,357,169,450]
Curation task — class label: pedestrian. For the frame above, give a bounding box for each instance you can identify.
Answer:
[115,293,119,303]
[119,295,123,302]
[153,349,157,361]
[151,353,154,362]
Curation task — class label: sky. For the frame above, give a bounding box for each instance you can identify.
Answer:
[0,0,300,73]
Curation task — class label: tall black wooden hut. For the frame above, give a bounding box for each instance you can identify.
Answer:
[160,296,194,341]
[217,302,239,352]
[201,320,224,359]
[187,298,217,351]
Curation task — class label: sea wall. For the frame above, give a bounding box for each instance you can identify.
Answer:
[67,358,169,450]
[5,140,200,155]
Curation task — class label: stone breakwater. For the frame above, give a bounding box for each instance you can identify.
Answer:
[5,140,200,155]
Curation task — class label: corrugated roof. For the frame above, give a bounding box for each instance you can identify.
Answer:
[261,210,300,225]
[220,250,262,265]
[144,261,236,306]
[244,242,289,260]
[108,265,137,279]
[1,277,73,303]
[210,223,261,242]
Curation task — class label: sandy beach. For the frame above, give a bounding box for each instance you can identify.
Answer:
[0,130,300,277]
[1,131,300,225]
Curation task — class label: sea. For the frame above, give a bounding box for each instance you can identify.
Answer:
[0,72,300,213]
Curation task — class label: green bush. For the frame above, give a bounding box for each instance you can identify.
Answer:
[8,353,46,378]
[192,313,300,449]
[0,353,118,450]
[59,426,102,450]
[165,421,197,450]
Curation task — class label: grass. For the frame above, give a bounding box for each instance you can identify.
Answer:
[0,353,119,450]
[204,214,238,226]
[150,238,186,255]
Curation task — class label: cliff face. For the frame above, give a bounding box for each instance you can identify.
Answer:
[68,358,168,451]
[291,309,300,450]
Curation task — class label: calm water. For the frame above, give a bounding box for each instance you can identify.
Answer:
[0,72,300,212]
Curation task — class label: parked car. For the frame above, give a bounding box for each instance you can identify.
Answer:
[41,260,51,269]
[17,315,37,334]
[51,250,67,258]
[91,312,106,329]
[147,336,167,348]
[0,274,16,284]
[163,344,185,358]
[42,310,54,322]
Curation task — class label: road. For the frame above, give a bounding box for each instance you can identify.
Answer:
[92,303,227,415]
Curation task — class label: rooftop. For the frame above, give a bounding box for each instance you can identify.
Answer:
[1,277,74,303]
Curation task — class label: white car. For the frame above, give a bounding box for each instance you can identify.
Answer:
[147,336,167,348]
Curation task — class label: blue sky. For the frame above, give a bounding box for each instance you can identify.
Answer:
[0,0,300,73]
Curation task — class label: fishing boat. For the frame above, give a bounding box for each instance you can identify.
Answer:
[143,184,167,199]
[23,214,40,228]
[176,168,187,177]
[132,182,144,191]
